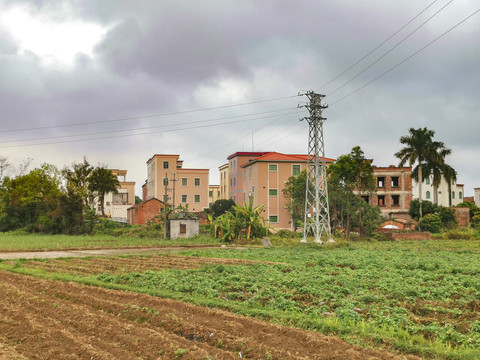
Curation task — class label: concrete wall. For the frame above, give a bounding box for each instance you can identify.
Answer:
[170,219,199,239]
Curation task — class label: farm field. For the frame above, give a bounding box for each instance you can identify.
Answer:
[0,239,479,359]
[0,233,219,252]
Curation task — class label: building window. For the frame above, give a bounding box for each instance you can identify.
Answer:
[392,195,400,206]
[269,164,277,172]
[391,177,399,187]
[377,177,385,188]
[452,191,455,199]
[195,178,200,186]
[269,189,278,196]
[361,196,369,204]
[426,177,430,185]
[292,165,301,176]
[163,161,169,169]
[251,186,255,194]
[459,192,463,199]
[182,178,188,186]
[269,215,278,223]
[182,195,187,203]
[426,191,431,199]
[378,195,385,206]
[209,191,213,197]
[217,191,220,197]
[112,193,128,205]
[163,178,169,186]
[194,195,200,203]
[180,224,187,234]
[249,167,252,180]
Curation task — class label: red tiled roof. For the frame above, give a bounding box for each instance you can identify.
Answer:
[227,151,270,160]
[241,152,335,167]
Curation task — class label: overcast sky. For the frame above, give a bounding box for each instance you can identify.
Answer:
[0,0,478,197]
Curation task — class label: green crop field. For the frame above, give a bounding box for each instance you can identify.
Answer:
[1,239,480,359]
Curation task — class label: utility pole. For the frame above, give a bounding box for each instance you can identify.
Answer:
[300,91,334,244]
[170,172,178,209]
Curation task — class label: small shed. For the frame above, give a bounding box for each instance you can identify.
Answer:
[169,219,199,239]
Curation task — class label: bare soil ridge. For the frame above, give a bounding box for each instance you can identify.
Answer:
[0,271,420,359]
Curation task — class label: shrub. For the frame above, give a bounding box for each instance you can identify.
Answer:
[418,213,442,233]
[438,206,457,229]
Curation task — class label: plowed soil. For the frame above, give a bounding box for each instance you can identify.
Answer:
[7,255,277,276]
[0,271,421,360]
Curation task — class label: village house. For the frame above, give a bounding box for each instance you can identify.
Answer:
[145,154,209,212]
[96,169,135,223]
[240,151,335,230]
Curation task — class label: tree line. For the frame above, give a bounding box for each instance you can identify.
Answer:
[0,157,119,234]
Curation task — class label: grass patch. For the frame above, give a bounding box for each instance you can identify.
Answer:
[0,233,219,252]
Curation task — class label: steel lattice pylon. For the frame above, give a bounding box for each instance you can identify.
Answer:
[301,91,334,244]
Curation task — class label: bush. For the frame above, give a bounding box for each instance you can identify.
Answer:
[275,229,296,238]
[418,213,442,233]
[443,229,473,240]
[438,206,457,229]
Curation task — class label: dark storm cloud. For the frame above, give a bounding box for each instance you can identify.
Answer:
[0,0,478,193]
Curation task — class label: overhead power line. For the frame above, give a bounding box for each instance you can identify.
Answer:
[0,107,297,145]
[0,109,301,149]
[0,94,299,133]
[317,0,440,91]
[326,0,453,98]
[329,7,480,106]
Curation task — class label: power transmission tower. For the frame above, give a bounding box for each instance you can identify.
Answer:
[300,91,334,244]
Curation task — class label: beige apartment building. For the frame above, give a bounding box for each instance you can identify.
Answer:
[97,169,135,222]
[219,163,229,200]
[241,152,334,230]
[145,154,209,212]
[228,152,269,205]
[209,185,221,205]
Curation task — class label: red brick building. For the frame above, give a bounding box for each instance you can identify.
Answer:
[361,165,413,220]
[127,198,165,225]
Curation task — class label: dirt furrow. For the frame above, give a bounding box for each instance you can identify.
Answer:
[0,270,421,360]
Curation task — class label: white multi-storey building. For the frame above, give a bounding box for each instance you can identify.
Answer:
[412,173,464,207]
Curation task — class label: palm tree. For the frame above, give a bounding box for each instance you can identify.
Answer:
[443,164,457,207]
[420,146,452,205]
[88,167,119,217]
[395,128,449,218]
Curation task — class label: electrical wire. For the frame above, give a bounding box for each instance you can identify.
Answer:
[317,0,440,91]
[325,0,453,98]
[0,109,301,149]
[0,94,299,133]
[185,106,306,165]
[328,7,480,106]
[0,107,297,145]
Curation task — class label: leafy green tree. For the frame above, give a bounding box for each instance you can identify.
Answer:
[282,170,312,232]
[395,127,452,217]
[208,199,236,218]
[327,146,376,239]
[418,213,442,233]
[0,164,62,231]
[135,195,142,204]
[212,198,266,242]
[63,157,94,208]
[88,166,119,217]
[408,199,439,221]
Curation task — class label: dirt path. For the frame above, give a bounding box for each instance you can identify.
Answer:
[0,271,420,360]
[0,245,234,260]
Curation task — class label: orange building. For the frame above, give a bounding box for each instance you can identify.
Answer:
[145,154,209,212]
[241,152,335,230]
[218,163,229,200]
[227,152,269,205]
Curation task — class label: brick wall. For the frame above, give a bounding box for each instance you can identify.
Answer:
[128,199,164,225]
[454,207,470,227]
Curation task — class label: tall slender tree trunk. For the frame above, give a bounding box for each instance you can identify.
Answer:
[433,184,438,205]
[418,164,423,219]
